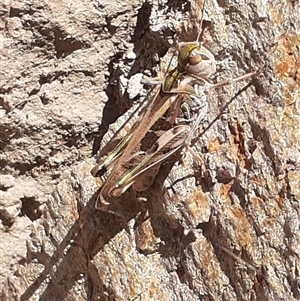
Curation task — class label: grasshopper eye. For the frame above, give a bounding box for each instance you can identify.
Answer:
[188,47,203,66]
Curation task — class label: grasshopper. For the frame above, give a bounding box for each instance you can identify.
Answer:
[92,70,199,209]
[92,0,260,210]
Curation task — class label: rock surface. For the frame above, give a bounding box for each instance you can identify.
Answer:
[0,0,299,300]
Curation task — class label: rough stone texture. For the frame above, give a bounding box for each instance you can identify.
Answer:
[0,0,299,300]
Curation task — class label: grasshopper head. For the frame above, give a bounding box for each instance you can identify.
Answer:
[177,42,216,80]
[177,42,201,70]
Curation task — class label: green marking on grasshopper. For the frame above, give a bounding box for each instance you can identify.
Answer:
[114,124,191,196]
[91,132,134,177]
[162,68,180,92]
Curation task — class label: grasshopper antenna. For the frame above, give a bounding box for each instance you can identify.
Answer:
[196,0,206,43]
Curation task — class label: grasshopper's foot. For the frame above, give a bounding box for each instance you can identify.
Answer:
[95,192,111,211]
[141,75,163,86]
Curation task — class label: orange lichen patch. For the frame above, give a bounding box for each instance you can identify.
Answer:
[274,194,284,207]
[282,108,300,139]
[197,239,214,269]
[186,187,210,219]
[228,140,249,170]
[281,86,299,106]
[228,119,252,170]
[250,196,264,211]
[274,32,300,81]
[207,259,223,282]
[207,138,221,152]
[238,152,251,170]
[192,239,226,285]
[229,206,252,248]
[250,176,264,186]
[262,216,279,231]
[70,204,79,220]
[134,218,158,252]
[149,277,162,299]
[270,197,281,218]
[229,119,242,144]
[273,31,300,105]
[220,182,233,200]
[128,276,140,300]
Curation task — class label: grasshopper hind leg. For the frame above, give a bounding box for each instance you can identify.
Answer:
[132,164,161,192]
